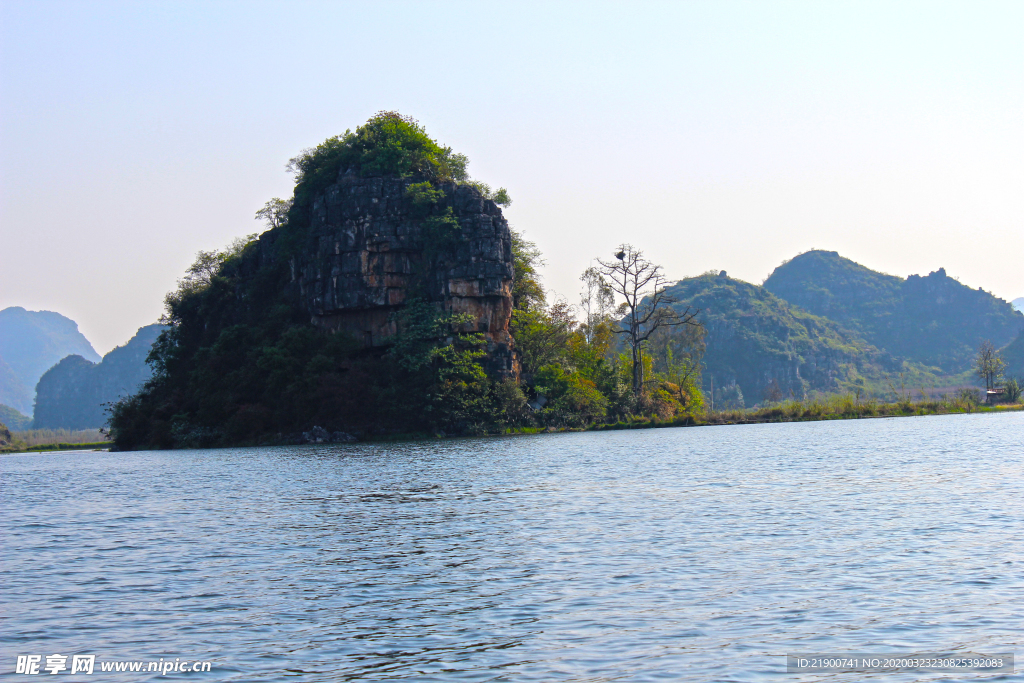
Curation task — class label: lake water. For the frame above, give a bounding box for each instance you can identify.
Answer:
[2,412,1022,681]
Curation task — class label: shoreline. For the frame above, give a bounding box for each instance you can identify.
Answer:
[5,403,1020,454]
[590,402,1024,431]
[1,441,111,455]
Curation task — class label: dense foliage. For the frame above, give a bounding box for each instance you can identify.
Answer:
[0,421,12,451]
[287,112,468,207]
[508,240,705,426]
[283,111,509,239]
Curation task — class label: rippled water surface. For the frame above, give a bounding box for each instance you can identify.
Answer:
[2,412,1023,681]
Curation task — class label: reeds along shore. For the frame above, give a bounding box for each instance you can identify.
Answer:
[0,428,108,453]
[591,393,1024,431]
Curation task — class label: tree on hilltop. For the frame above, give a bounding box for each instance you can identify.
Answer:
[255,198,292,229]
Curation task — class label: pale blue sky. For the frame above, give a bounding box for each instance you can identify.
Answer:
[2,0,1022,353]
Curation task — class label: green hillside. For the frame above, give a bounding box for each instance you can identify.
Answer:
[764,251,1024,373]
[665,273,878,407]
[1001,330,1024,379]
[663,272,974,408]
[32,325,165,430]
[0,421,12,451]
[0,404,31,431]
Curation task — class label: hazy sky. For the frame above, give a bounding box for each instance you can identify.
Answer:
[2,0,1022,353]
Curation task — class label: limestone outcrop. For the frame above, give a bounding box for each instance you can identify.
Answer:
[261,173,517,376]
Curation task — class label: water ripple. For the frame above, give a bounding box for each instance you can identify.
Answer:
[2,412,1022,681]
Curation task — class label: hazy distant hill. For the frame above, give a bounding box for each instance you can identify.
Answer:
[1014,297,1024,314]
[763,251,1024,373]
[0,404,31,431]
[662,272,914,407]
[32,324,165,430]
[0,307,101,414]
[0,356,33,418]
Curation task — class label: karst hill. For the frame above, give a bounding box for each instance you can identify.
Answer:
[763,250,1023,372]
[663,252,1024,407]
[107,112,522,449]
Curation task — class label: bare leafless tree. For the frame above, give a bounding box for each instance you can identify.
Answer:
[975,340,1006,392]
[579,266,615,343]
[597,244,700,398]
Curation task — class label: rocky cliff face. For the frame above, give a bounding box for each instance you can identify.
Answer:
[262,174,516,376]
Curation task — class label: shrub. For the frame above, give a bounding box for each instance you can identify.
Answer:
[1002,377,1022,404]
[287,112,468,220]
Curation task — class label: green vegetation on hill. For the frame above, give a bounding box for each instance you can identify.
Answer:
[284,111,508,246]
[0,404,31,430]
[1000,329,1024,379]
[661,272,955,408]
[0,421,12,451]
[32,324,165,429]
[763,251,1024,373]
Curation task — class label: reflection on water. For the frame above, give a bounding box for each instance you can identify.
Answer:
[2,412,1022,681]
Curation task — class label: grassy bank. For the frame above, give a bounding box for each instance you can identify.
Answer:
[3,444,112,454]
[383,394,1024,440]
[1,428,110,454]
[591,394,1023,432]
[7,395,1018,453]
[4,442,111,454]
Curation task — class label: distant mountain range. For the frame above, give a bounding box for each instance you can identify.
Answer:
[0,307,166,430]
[32,324,166,430]
[0,307,100,415]
[664,251,1024,407]
[1014,297,1024,314]
[763,251,1022,373]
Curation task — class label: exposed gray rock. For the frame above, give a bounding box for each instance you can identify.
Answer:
[302,426,330,443]
[301,426,358,444]
[260,175,517,377]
